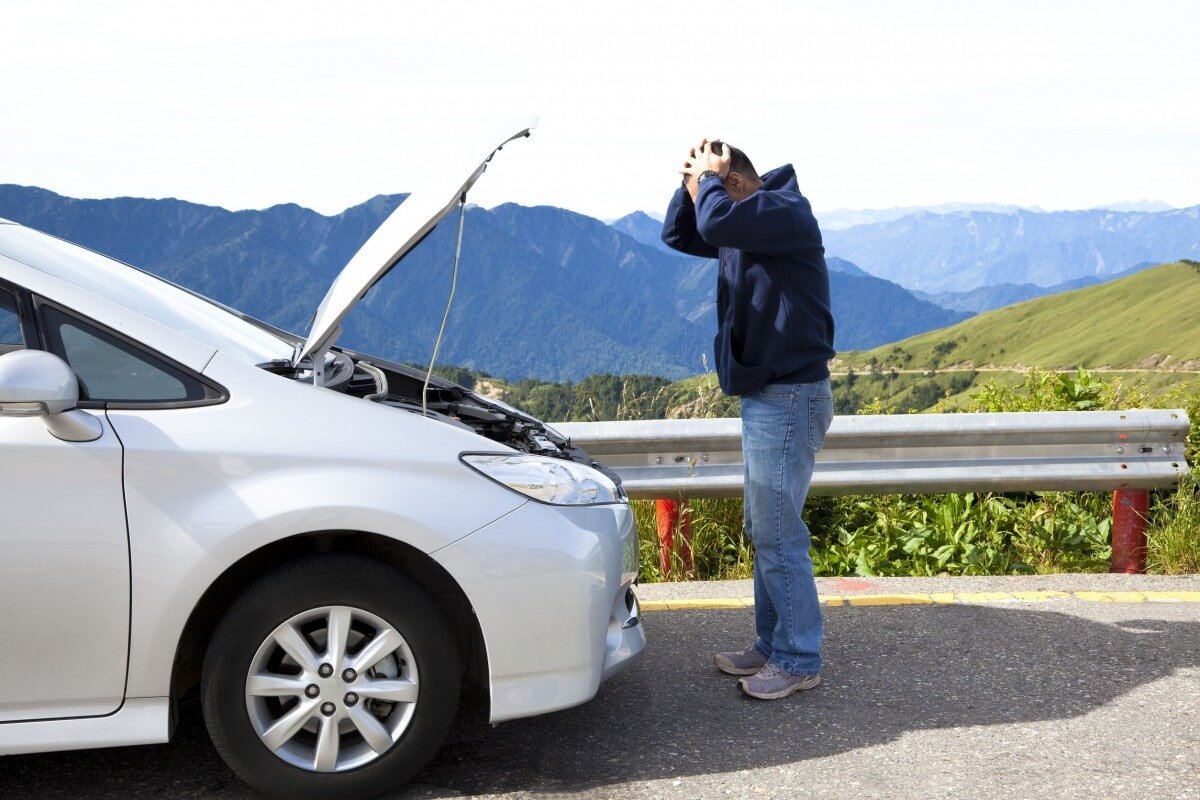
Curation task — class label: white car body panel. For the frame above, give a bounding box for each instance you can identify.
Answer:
[0,412,129,722]
[109,350,529,699]
[0,698,170,756]
[435,500,640,722]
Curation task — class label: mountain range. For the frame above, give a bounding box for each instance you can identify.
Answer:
[2,185,1194,380]
[822,206,1200,294]
[0,185,965,381]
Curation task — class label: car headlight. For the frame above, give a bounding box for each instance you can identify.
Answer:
[461,453,621,506]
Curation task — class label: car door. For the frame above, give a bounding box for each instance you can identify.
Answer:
[0,286,130,722]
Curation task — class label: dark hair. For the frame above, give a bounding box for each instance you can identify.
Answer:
[711,141,759,179]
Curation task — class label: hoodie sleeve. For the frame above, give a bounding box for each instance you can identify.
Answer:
[661,185,720,258]
[693,178,814,254]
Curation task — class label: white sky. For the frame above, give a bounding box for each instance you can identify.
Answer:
[3,0,1198,220]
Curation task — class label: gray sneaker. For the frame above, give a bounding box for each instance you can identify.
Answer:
[714,645,768,676]
[738,663,822,699]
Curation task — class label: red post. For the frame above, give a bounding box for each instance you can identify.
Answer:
[1111,489,1149,574]
[655,499,694,579]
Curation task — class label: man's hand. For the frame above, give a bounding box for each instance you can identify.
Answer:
[680,138,732,200]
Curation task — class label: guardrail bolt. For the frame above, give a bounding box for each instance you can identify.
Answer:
[1111,489,1149,574]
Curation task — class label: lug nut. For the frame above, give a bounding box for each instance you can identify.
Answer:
[318,663,333,678]
[320,702,336,717]
[342,668,357,683]
[305,684,320,698]
[344,692,359,707]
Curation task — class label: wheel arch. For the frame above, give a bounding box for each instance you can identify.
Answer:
[170,531,489,709]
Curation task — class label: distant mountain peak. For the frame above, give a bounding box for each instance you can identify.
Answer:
[608,210,673,254]
[1087,200,1175,213]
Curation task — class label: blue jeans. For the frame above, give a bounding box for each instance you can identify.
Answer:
[741,378,833,676]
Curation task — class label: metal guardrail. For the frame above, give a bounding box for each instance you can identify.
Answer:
[554,410,1191,499]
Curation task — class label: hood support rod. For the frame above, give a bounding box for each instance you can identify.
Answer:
[422,193,468,417]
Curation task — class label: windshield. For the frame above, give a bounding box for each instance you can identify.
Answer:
[0,224,295,365]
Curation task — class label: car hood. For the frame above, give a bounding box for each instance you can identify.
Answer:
[295,115,538,365]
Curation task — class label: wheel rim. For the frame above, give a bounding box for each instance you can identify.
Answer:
[244,605,420,773]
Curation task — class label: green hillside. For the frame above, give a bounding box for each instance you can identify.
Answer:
[837,261,1200,372]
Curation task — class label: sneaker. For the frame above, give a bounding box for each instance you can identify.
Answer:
[738,663,822,699]
[714,645,768,676]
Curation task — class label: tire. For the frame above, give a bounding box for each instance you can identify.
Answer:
[201,554,460,800]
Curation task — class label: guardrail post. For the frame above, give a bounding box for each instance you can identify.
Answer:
[655,499,694,579]
[1110,489,1149,573]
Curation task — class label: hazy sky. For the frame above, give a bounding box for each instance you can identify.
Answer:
[3,1,1198,220]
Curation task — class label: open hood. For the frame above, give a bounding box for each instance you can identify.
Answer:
[295,115,538,366]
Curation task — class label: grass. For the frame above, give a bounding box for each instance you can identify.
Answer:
[836,261,1200,372]
[1147,471,1200,574]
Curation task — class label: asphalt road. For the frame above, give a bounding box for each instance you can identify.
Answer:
[3,599,1198,800]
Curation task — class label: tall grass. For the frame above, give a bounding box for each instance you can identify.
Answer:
[1146,470,1200,574]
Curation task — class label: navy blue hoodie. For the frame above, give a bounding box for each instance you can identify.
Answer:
[661,164,836,395]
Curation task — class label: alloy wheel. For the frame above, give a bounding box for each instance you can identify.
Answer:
[244,605,420,772]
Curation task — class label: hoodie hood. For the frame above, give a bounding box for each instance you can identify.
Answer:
[759,163,798,193]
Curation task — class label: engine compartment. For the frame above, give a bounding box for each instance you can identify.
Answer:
[266,348,622,487]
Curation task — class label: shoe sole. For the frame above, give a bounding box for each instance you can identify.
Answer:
[738,674,822,700]
[714,653,766,676]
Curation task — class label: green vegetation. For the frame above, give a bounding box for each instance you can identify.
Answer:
[1147,472,1200,574]
[637,369,1197,581]
[837,261,1200,372]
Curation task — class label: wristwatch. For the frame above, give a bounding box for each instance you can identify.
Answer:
[698,170,723,183]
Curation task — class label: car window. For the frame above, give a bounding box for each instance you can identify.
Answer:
[40,305,209,404]
[0,289,24,354]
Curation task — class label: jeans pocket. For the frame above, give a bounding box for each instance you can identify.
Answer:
[809,394,833,452]
[758,382,797,398]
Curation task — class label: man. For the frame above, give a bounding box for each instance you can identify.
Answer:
[661,139,835,700]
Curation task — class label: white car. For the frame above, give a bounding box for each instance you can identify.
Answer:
[0,118,644,799]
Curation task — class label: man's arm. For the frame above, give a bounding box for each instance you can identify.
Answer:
[693,176,805,254]
[661,182,719,258]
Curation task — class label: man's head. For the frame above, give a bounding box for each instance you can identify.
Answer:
[710,141,763,202]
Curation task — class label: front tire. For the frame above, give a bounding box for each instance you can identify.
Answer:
[201,555,460,800]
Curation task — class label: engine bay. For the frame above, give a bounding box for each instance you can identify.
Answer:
[263,348,622,487]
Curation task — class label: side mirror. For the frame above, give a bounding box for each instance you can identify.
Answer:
[0,350,102,442]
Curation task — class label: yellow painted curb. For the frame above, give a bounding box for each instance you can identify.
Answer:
[846,594,933,606]
[637,588,1200,612]
[639,600,671,612]
[1142,591,1200,603]
[663,598,745,610]
[957,592,1019,603]
[1074,591,1147,603]
[1013,590,1071,601]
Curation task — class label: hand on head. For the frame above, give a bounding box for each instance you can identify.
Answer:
[680,138,732,200]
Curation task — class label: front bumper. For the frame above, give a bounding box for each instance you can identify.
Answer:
[433,500,646,723]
